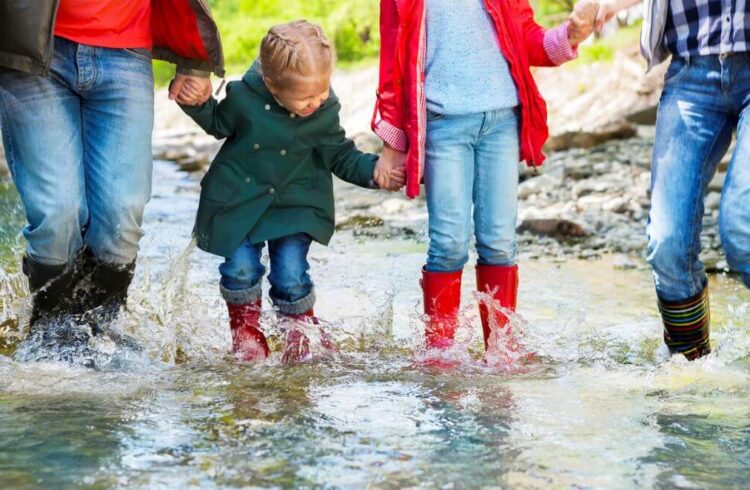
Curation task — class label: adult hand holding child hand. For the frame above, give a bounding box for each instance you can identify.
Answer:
[374,145,407,191]
[567,0,600,46]
[169,73,213,106]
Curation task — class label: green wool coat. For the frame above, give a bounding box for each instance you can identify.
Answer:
[181,63,378,258]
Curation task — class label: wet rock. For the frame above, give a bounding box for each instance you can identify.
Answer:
[613,255,640,270]
[625,105,658,125]
[572,180,610,198]
[175,156,209,172]
[705,191,721,211]
[336,214,385,231]
[708,172,726,192]
[701,249,723,272]
[517,218,590,239]
[544,121,638,152]
[602,196,630,213]
[518,174,561,199]
[564,160,598,180]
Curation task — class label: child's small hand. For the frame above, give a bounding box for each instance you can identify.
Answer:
[169,74,213,106]
[568,0,599,45]
[374,146,407,191]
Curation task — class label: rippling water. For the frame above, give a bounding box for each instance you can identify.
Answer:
[1,162,749,488]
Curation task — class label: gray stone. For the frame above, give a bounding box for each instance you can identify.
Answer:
[545,121,638,152]
[517,218,590,239]
[708,172,726,192]
[602,196,629,213]
[613,255,639,270]
[518,174,561,199]
[705,191,721,211]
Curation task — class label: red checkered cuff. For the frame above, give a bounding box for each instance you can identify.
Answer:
[544,22,579,66]
[373,119,408,152]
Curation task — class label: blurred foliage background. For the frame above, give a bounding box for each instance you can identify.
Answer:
[153,0,641,85]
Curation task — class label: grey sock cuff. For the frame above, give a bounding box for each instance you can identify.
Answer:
[220,281,262,305]
[272,288,316,315]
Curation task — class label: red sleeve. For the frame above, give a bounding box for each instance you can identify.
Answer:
[372,0,408,152]
[510,0,577,67]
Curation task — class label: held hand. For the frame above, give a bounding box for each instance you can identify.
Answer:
[595,0,620,31]
[568,0,599,46]
[374,146,407,191]
[169,74,212,106]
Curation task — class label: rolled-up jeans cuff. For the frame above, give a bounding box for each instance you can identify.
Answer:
[272,288,316,316]
[220,281,262,305]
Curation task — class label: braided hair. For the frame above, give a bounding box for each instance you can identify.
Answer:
[260,20,337,89]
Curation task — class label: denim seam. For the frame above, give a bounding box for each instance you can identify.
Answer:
[664,58,690,85]
[0,99,14,177]
[478,110,496,138]
[122,48,153,63]
[689,118,729,296]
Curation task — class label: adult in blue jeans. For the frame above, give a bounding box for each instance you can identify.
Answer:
[597,0,750,359]
[0,1,224,347]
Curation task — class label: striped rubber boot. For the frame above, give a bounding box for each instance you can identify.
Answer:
[657,288,711,361]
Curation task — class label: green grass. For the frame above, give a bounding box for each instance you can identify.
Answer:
[574,21,643,66]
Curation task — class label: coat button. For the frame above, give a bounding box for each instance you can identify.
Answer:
[253,143,260,150]
[290,113,296,118]
[265,104,271,110]
[280,149,287,156]
[245,177,251,183]
[268,187,275,194]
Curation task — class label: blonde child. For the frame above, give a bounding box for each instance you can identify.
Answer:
[179,21,404,362]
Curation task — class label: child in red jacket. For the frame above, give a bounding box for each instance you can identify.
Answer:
[373,0,598,361]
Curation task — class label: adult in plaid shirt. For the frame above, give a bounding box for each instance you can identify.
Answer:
[598,0,750,360]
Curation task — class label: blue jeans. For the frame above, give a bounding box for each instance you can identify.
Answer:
[648,54,750,300]
[424,108,519,272]
[219,233,315,315]
[0,37,154,266]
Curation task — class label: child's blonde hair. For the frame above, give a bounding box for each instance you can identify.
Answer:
[260,20,337,89]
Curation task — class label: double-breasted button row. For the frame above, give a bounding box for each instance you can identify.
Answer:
[252,144,286,156]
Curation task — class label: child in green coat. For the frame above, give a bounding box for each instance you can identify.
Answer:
[179,20,404,363]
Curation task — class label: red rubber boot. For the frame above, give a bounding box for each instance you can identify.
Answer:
[227,299,270,361]
[476,264,533,366]
[476,264,518,349]
[421,268,462,349]
[281,309,336,364]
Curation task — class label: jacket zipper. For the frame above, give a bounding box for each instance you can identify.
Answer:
[486,0,539,168]
[43,0,62,76]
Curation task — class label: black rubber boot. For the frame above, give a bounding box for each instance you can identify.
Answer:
[23,255,81,325]
[73,252,134,317]
[17,254,95,364]
[72,251,141,351]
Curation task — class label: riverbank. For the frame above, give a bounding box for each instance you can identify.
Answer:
[151,50,733,271]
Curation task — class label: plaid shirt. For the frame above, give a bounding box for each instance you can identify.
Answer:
[665,0,750,57]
